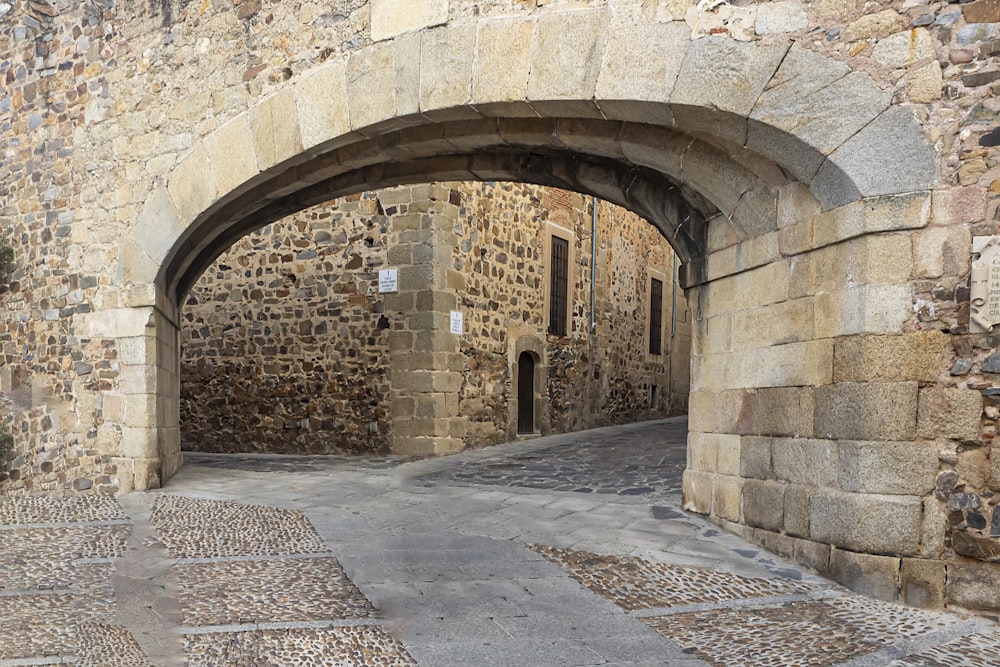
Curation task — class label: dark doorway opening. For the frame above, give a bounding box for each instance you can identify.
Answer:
[517,351,536,434]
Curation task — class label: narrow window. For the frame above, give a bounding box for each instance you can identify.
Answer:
[549,235,569,336]
[517,351,535,434]
[649,277,663,355]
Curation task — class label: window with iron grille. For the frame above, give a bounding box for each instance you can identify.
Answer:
[649,277,663,355]
[549,235,569,336]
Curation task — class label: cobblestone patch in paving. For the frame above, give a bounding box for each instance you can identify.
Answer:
[643,601,881,666]
[176,557,377,626]
[151,494,329,558]
[0,525,129,590]
[888,627,1000,666]
[0,494,126,524]
[0,592,115,659]
[821,593,968,642]
[183,627,417,666]
[532,545,815,610]
[184,452,410,473]
[417,419,688,501]
[76,623,154,667]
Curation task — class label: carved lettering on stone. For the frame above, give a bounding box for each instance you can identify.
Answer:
[971,236,1000,332]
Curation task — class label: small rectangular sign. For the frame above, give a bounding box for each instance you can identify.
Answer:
[450,311,463,334]
[378,268,398,293]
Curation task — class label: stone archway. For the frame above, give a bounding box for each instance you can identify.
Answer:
[65,4,988,611]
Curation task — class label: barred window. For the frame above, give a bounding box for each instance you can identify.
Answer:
[649,277,663,355]
[548,235,569,336]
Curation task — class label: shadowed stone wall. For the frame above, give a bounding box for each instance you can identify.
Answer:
[179,182,689,454]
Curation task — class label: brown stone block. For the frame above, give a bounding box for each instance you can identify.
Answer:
[946,559,1000,611]
[739,386,814,437]
[743,479,785,531]
[830,549,900,602]
[810,489,923,556]
[900,559,946,608]
[772,438,837,487]
[814,382,917,441]
[837,440,939,495]
[963,0,1000,24]
[833,332,950,383]
[740,435,772,480]
[950,530,1000,562]
[712,475,744,523]
[793,537,831,575]
[917,388,983,441]
[784,485,812,538]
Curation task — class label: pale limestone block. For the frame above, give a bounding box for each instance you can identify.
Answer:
[812,489,922,555]
[733,259,791,309]
[700,314,731,354]
[945,561,1000,612]
[705,245,739,282]
[370,0,448,42]
[250,88,303,171]
[682,469,714,514]
[712,475,744,522]
[778,220,814,256]
[419,25,475,112]
[618,124,690,182]
[813,192,930,250]
[712,433,743,476]
[917,388,983,441]
[167,143,214,227]
[347,43,396,130]
[833,331,950,383]
[778,181,822,229]
[814,382,918,441]
[683,141,759,220]
[473,18,534,107]
[117,337,155,366]
[754,1,808,35]
[813,106,939,209]
[528,9,609,104]
[784,484,811,537]
[843,9,904,41]
[772,437,837,487]
[392,33,421,119]
[706,216,740,253]
[204,114,259,200]
[119,365,157,395]
[853,233,913,285]
[101,395,126,425]
[730,298,814,349]
[815,285,911,337]
[733,191,780,243]
[687,432,719,472]
[921,497,948,559]
[837,440,939,495]
[991,441,1000,492]
[907,60,943,104]
[120,426,158,459]
[75,308,154,339]
[671,36,788,145]
[912,225,971,279]
[687,393,716,432]
[133,186,185,266]
[749,386,815,438]
[700,340,833,391]
[743,479,785,531]
[829,550,901,602]
[596,18,689,113]
[295,60,352,150]
[120,240,159,286]
[871,28,936,68]
[123,394,157,429]
[901,558,946,609]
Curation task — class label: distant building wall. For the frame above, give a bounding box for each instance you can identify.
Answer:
[179,182,690,454]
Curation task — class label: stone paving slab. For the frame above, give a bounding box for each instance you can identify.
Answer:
[2,418,998,665]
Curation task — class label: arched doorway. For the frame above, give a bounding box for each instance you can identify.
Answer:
[517,351,536,435]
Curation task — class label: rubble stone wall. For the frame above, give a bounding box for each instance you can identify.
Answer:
[179,182,687,454]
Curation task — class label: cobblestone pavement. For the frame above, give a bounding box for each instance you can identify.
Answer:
[2,417,998,666]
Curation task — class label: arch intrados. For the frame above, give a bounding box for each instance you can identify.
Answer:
[162,113,801,304]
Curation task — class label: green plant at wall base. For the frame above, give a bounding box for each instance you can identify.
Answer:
[0,239,12,280]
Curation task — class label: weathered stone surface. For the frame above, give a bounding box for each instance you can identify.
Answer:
[205,114,259,200]
[250,89,303,172]
[872,29,936,68]
[814,382,918,441]
[295,61,352,150]
[947,560,1000,610]
[917,388,983,441]
[963,0,1000,23]
[843,9,904,41]
[370,0,447,42]
[784,484,811,538]
[754,1,808,35]
[743,479,785,531]
[682,469,714,515]
[901,558,946,608]
[473,19,533,108]
[951,530,1000,561]
[811,489,923,555]
[596,19,688,112]
[833,332,950,383]
[420,25,476,112]
[740,436,772,479]
[772,438,837,487]
[830,549,900,602]
[837,441,939,495]
[813,106,939,209]
[907,61,943,104]
[749,47,888,183]
[713,475,744,523]
[672,36,788,145]
[528,10,608,106]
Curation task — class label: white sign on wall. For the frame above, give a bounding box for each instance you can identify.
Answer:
[378,268,398,293]
[450,311,464,335]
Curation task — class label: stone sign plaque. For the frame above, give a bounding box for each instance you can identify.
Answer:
[971,236,1000,332]
[378,268,398,293]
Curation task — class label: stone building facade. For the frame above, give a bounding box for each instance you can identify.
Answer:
[1,0,1000,612]
[179,182,689,455]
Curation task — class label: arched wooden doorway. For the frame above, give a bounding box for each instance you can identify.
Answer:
[517,351,536,435]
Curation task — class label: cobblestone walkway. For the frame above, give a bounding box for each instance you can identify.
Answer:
[1,417,998,665]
